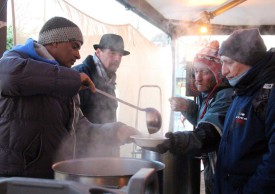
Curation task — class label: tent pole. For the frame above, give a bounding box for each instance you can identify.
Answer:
[0,0,7,57]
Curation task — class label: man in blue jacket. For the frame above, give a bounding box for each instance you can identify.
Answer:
[0,17,139,179]
[73,34,130,157]
[214,28,275,194]
[73,34,130,124]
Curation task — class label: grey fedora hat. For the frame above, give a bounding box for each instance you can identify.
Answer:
[93,34,130,56]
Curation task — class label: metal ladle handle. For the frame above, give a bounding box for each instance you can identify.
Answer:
[96,88,145,111]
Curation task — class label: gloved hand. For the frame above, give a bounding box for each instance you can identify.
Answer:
[156,131,202,156]
[117,125,141,145]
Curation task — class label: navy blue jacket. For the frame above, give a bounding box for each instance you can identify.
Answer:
[73,55,118,124]
[214,52,275,194]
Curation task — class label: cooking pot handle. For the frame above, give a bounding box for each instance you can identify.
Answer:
[127,168,159,194]
[89,187,122,194]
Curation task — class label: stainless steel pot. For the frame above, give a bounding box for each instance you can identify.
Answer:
[142,149,201,194]
[52,157,165,190]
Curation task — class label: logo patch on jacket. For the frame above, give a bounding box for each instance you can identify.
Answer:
[235,112,247,124]
[263,83,273,89]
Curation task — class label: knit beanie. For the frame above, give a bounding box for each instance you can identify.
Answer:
[219,28,267,66]
[194,40,222,83]
[38,16,83,45]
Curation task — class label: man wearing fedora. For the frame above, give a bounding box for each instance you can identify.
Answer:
[73,34,130,157]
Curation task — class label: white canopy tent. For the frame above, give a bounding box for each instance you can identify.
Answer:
[5,0,275,157]
[9,0,173,143]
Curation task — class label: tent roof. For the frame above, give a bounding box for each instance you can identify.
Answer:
[116,0,275,37]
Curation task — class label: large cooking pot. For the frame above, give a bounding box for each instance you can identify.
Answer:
[142,149,201,194]
[52,157,164,190]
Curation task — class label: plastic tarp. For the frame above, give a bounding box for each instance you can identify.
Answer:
[11,0,173,155]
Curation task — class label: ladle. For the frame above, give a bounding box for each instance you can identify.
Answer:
[96,88,162,134]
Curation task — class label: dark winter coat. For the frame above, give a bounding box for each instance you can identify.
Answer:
[214,51,275,194]
[0,39,123,179]
[73,55,118,124]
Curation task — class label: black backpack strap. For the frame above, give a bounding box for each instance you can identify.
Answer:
[252,82,274,122]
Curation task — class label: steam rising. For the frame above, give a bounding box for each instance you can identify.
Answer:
[55,123,121,162]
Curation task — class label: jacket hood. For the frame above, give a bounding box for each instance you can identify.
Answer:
[11,38,58,65]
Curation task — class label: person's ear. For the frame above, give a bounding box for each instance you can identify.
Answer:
[95,48,102,56]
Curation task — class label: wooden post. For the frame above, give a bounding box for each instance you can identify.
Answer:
[0,0,7,57]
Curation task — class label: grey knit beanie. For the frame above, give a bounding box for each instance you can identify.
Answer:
[219,28,267,66]
[38,17,83,45]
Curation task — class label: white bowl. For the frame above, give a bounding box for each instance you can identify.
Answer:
[131,135,167,148]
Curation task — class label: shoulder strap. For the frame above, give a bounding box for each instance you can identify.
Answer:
[252,82,274,122]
